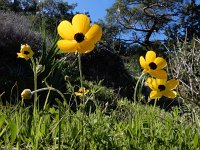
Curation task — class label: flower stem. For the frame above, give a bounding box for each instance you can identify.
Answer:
[77,53,85,106]
[78,53,83,88]
[77,53,85,150]
[134,73,145,103]
[31,58,38,121]
[31,86,66,149]
[154,99,158,107]
[32,87,67,106]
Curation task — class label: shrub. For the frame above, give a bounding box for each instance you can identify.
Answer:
[0,10,42,102]
[81,42,136,100]
[167,37,200,107]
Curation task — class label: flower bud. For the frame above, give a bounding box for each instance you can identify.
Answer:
[21,89,32,99]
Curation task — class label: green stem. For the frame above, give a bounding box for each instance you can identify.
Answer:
[134,73,145,103]
[77,53,85,150]
[78,53,83,88]
[153,98,158,108]
[32,87,66,105]
[31,58,38,123]
[58,104,61,150]
[31,87,66,149]
[77,52,85,106]
[31,57,38,148]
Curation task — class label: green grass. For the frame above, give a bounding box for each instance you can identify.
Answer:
[0,98,199,149]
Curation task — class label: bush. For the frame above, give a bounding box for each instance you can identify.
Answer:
[167,37,200,107]
[0,10,42,102]
[81,42,136,100]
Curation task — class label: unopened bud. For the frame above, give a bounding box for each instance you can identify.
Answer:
[64,75,70,81]
[21,89,32,99]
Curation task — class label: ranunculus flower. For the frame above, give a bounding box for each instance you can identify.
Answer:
[17,44,34,60]
[146,77,179,99]
[57,14,102,53]
[140,51,167,79]
[75,87,89,97]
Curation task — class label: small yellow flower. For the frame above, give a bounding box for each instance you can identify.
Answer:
[75,87,89,97]
[21,89,32,99]
[57,14,102,53]
[17,44,34,60]
[140,51,167,79]
[146,77,179,99]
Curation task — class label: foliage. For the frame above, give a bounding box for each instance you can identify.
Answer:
[0,99,199,149]
[167,37,200,107]
[0,0,76,34]
[81,43,136,100]
[166,1,200,41]
[104,0,200,52]
[105,0,183,49]
[0,1,200,149]
[0,10,42,102]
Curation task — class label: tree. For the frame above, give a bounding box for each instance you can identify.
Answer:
[167,0,200,41]
[105,0,184,49]
[0,0,76,34]
[40,0,76,33]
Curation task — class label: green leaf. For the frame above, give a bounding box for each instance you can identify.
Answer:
[9,121,17,146]
[0,114,5,128]
[192,134,198,149]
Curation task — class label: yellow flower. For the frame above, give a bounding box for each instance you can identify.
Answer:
[21,89,32,99]
[17,44,34,60]
[57,14,102,53]
[146,77,179,99]
[75,87,89,97]
[140,51,167,79]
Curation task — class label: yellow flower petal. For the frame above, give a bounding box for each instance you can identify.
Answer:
[84,89,89,95]
[151,78,158,90]
[85,24,102,43]
[145,51,156,64]
[150,91,162,99]
[17,44,34,60]
[78,40,95,53]
[162,90,177,98]
[17,52,23,57]
[57,20,75,40]
[139,56,148,69]
[146,78,154,90]
[149,69,168,79]
[154,57,167,69]
[72,14,90,34]
[17,53,27,60]
[156,78,167,85]
[166,79,179,90]
[75,92,83,97]
[75,87,89,97]
[57,40,78,52]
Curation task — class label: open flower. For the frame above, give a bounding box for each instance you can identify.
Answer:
[75,87,89,97]
[57,14,102,53]
[140,51,167,79]
[17,44,34,60]
[146,77,179,99]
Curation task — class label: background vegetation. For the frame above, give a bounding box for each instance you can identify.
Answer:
[0,0,199,149]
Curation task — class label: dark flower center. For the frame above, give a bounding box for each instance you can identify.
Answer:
[74,33,85,43]
[149,62,157,70]
[24,51,30,55]
[158,85,166,91]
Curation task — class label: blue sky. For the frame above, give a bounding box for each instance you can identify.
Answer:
[66,0,200,22]
[66,0,115,22]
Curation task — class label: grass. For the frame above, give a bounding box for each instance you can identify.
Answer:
[0,97,199,149]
